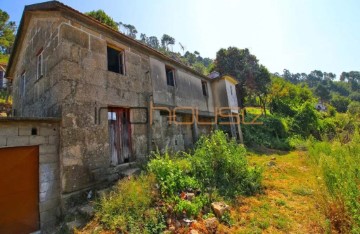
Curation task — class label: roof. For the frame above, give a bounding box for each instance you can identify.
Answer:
[7,1,212,81]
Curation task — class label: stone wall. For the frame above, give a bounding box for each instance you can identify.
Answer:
[0,118,60,233]
[12,13,65,118]
[56,15,153,204]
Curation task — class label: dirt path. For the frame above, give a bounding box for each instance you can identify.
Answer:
[225,151,327,233]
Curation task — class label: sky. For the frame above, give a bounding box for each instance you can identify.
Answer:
[2,0,359,78]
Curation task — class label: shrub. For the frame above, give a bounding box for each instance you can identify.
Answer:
[148,152,200,197]
[96,174,166,233]
[242,114,291,150]
[291,102,320,138]
[189,130,262,197]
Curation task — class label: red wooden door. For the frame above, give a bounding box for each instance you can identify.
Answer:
[108,108,133,165]
[0,146,40,233]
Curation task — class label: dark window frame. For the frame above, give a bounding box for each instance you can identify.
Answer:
[201,80,208,96]
[107,46,125,75]
[165,66,175,86]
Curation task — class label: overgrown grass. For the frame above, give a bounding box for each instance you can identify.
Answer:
[92,131,263,232]
[95,174,166,233]
[307,131,360,233]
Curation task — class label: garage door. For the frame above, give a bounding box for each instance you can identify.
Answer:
[0,146,40,233]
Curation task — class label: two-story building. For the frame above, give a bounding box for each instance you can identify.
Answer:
[1,1,241,232]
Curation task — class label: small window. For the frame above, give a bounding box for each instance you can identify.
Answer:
[201,80,207,96]
[230,86,233,95]
[107,46,125,75]
[166,66,175,86]
[20,72,26,97]
[37,49,44,80]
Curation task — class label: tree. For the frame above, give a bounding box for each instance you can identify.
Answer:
[330,95,350,113]
[147,36,159,49]
[347,101,360,117]
[314,84,331,103]
[161,34,175,51]
[340,71,360,92]
[214,47,261,109]
[123,24,137,39]
[85,10,118,30]
[307,70,324,87]
[192,62,206,75]
[184,51,196,65]
[140,33,147,44]
[0,9,16,56]
[254,65,271,115]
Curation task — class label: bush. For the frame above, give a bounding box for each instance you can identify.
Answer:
[148,152,200,197]
[291,102,320,138]
[190,131,262,197]
[348,101,360,117]
[307,132,360,232]
[242,114,291,150]
[331,95,351,113]
[96,174,166,233]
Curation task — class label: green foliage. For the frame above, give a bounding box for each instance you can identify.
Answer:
[330,95,350,113]
[96,174,166,233]
[85,10,118,30]
[242,114,291,150]
[291,102,320,137]
[220,211,235,227]
[160,34,175,50]
[189,131,262,197]
[347,101,360,117]
[173,194,209,217]
[148,153,200,197]
[0,9,16,55]
[214,47,271,107]
[307,132,360,232]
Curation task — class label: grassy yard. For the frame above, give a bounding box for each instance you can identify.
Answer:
[77,150,329,234]
[225,150,327,233]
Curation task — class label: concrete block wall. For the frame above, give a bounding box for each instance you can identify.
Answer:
[0,119,60,233]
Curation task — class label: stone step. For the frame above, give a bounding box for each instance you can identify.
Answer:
[119,167,141,178]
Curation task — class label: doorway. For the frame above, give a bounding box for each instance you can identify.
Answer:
[108,108,133,165]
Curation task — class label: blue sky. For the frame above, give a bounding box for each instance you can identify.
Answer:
[2,0,359,77]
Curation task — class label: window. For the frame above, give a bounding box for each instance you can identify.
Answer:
[166,66,175,86]
[107,46,125,75]
[201,80,207,96]
[37,49,43,80]
[20,72,26,97]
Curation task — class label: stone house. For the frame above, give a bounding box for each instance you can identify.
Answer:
[1,1,241,232]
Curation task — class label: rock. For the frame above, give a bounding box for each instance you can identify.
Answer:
[79,204,95,217]
[211,202,230,218]
[119,168,141,178]
[268,161,276,167]
[96,188,111,198]
[186,192,195,201]
[204,217,219,232]
[66,220,83,231]
[183,218,193,226]
[190,230,199,234]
